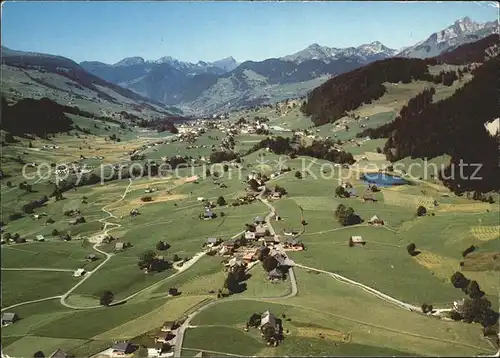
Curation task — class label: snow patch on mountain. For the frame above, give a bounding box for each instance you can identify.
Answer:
[113,57,145,67]
[281,41,398,64]
[398,17,498,59]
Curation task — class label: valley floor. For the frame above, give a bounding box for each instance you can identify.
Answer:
[1,101,499,357]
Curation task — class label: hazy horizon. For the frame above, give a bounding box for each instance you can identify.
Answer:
[1,1,498,64]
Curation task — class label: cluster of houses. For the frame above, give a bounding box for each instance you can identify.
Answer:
[339,181,379,203]
[282,238,304,251]
[275,98,301,116]
[42,144,60,150]
[266,248,295,281]
[54,162,93,176]
[233,192,257,204]
[202,215,300,282]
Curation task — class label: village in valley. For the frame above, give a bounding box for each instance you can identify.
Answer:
[2,96,499,356]
[1,4,500,358]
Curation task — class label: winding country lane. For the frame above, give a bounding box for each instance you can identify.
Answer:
[1,180,133,312]
[174,186,299,357]
[58,179,134,308]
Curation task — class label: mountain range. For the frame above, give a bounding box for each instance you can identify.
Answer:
[3,17,498,115]
[77,39,398,114]
[397,17,498,58]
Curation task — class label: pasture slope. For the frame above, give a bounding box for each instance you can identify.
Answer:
[2,71,499,356]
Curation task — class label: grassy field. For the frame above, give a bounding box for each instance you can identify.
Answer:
[187,267,494,356]
[93,295,211,340]
[2,69,498,357]
[1,297,169,356]
[1,270,77,307]
[2,241,104,269]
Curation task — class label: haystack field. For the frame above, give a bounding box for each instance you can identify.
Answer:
[412,251,461,284]
[469,226,500,242]
[437,203,496,213]
[382,190,435,209]
[295,327,351,342]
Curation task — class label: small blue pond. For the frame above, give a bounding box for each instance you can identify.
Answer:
[361,173,410,187]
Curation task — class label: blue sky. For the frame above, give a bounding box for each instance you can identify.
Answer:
[1,1,498,64]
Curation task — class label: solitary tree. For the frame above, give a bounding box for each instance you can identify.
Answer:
[335,186,345,198]
[224,271,241,294]
[248,313,261,327]
[417,206,427,216]
[249,179,260,191]
[33,351,45,358]
[168,287,179,296]
[100,290,114,306]
[406,243,416,256]
[217,196,227,206]
[462,245,476,258]
[156,241,169,251]
[139,250,158,271]
[295,171,302,179]
[262,256,279,272]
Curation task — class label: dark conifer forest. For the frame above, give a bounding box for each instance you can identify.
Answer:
[357,56,499,193]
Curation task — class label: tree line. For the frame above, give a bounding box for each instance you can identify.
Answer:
[449,271,499,333]
[435,34,499,65]
[378,56,498,193]
[301,34,498,127]
[246,136,355,165]
[300,57,438,126]
[1,96,125,138]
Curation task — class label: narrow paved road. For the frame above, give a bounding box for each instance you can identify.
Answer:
[1,296,62,312]
[293,263,455,319]
[59,241,114,309]
[2,180,132,312]
[257,187,298,298]
[174,186,298,357]
[59,179,133,309]
[294,263,419,311]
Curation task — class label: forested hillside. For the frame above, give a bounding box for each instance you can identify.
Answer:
[300,58,436,125]
[435,34,499,65]
[390,56,498,193]
[1,49,172,110]
[356,55,499,193]
[301,34,498,126]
